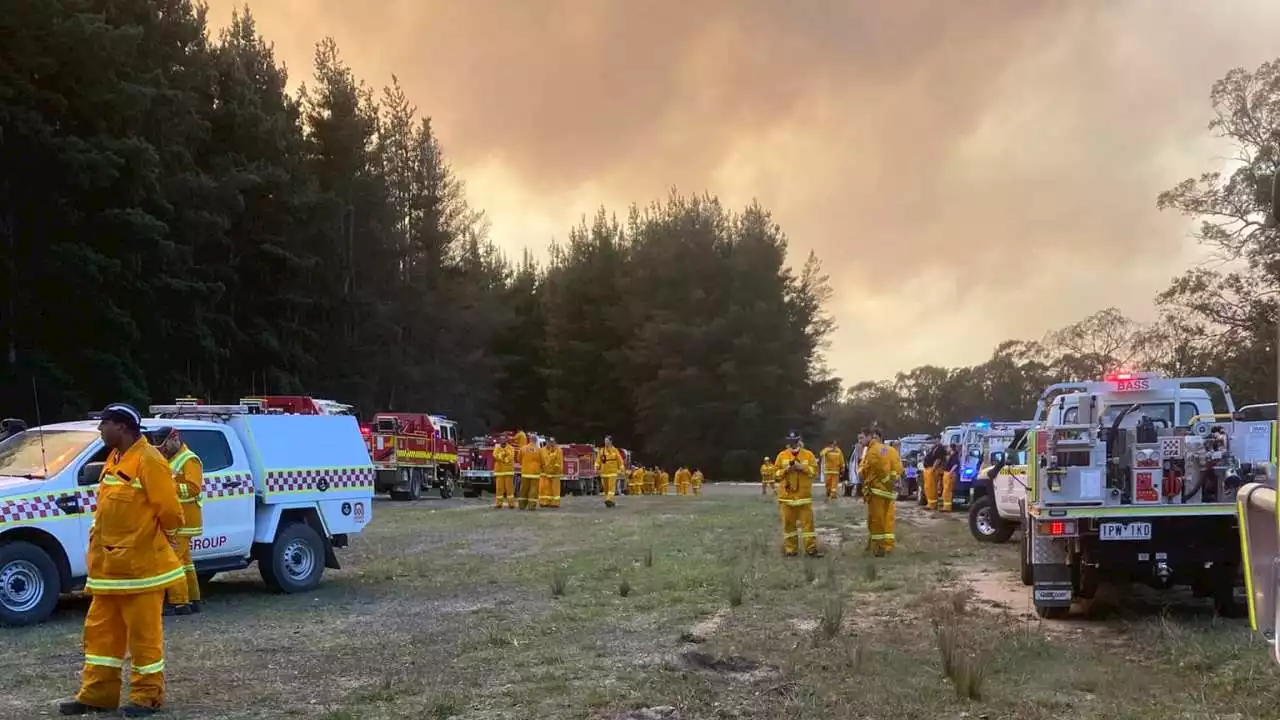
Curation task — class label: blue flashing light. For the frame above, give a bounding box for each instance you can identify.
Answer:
[972,421,990,428]
[962,467,977,479]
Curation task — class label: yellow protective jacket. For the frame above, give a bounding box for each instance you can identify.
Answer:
[774,447,817,502]
[513,431,528,448]
[87,437,184,594]
[821,446,845,477]
[630,467,644,486]
[692,471,704,486]
[540,445,565,476]
[596,446,625,475]
[170,444,204,536]
[660,470,671,486]
[492,443,516,473]
[859,440,902,500]
[760,461,775,483]
[520,443,542,475]
[674,468,691,486]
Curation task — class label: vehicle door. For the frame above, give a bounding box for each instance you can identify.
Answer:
[180,428,255,560]
[994,438,1030,520]
[67,443,113,578]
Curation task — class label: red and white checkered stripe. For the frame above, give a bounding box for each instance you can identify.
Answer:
[204,472,254,499]
[264,467,376,494]
[0,489,97,526]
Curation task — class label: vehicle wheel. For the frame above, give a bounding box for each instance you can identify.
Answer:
[968,496,1014,543]
[1035,604,1069,620]
[0,542,60,627]
[439,476,454,500]
[259,522,326,594]
[1212,567,1246,618]
[1020,532,1033,587]
[408,469,423,501]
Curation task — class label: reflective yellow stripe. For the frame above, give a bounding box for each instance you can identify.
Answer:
[169,450,198,472]
[101,474,142,489]
[870,489,897,500]
[133,659,165,675]
[183,564,196,571]
[778,498,813,506]
[801,532,818,538]
[870,533,895,540]
[179,496,200,504]
[86,566,186,592]
[176,527,202,536]
[783,531,798,538]
[85,655,124,668]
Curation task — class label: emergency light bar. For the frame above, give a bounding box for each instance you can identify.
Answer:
[149,404,251,418]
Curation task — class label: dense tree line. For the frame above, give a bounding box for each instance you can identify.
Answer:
[0,2,834,477]
[826,58,1280,441]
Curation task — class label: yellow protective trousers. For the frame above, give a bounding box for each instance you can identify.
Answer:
[164,540,200,606]
[494,471,515,508]
[518,473,540,510]
[778,499,817,555]
[603,474,617,504]
[77,590,167,710]
[549,475,562,507]
[866,488,897,555]
[823,473,839,499]
[941,471,956,511]
[923,467,939,509]
[692,481,701,495]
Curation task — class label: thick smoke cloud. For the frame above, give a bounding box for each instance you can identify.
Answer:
[205,0,1280,382]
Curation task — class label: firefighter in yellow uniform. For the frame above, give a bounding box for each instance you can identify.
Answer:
[628,465,644,496]
[642,467,655,495]
[760,456,775,495]
[596,437,625,507]
[941,443,958,512]
[60,404,185,717]
[673,467,690,495]
[492,438,516,509]
[820,441,845,501]
[691,469,703,495]
[775,432,821,557]
[518,438,542,511]
[859,427,902,556]
[659,469,670,495]
[540,439,565,508]
[922,441,944,510]
[158,429,202,615]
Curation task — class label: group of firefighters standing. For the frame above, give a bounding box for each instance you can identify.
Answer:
[763,427,903,558]
[487,432,703,510]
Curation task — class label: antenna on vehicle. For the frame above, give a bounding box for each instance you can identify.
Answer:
[31,377,47,477]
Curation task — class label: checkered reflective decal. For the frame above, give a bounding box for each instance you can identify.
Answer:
[263,467,376,495]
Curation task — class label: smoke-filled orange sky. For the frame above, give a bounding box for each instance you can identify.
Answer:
[205,0,1280,386]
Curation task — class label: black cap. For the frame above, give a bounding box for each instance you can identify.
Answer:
[786,431,800,442]
[100,403,142,431]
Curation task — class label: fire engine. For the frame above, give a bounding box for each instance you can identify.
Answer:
[457,432,603,498]
[363,412,459,500]
[239,396,354,416]
[1021,371,1273,619]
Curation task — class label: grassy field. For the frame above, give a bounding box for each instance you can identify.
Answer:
[2,484,1277,719]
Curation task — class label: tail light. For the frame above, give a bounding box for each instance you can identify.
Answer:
[1041,519,1078,537]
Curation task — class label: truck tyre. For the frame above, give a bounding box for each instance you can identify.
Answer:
[968,495,1014,543]
[1020,531,1033,586]
[259,522,326,594]
[439,480,454,500]
[1035,604,1069,620]
[390,468,416,501]
[1212,567,1245,618]
[0,541,61,627]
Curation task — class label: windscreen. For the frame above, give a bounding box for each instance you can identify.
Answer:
[0,429,99,479]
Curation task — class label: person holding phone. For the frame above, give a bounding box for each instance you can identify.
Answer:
[773,431,821,557]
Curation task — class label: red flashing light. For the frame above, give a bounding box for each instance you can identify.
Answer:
[1107,372,1133,381]
[1048,521,1066,536]
[359,425,371,436]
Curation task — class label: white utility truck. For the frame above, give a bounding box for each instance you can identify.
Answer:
[1023,373,1274,619]
[895,434,932,500]
[967,421,1036,543]
[0,400,376,626]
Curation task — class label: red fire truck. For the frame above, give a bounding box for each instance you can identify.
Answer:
[458,432,603,498]
[238,396,355,416]
[363,412,459,500]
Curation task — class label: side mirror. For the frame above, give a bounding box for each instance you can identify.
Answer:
[79,462,105,486]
